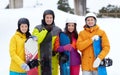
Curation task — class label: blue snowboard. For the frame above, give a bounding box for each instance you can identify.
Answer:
[93,37,107,75]
[59,32,70,75]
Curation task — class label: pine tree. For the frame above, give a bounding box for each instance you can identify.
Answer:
[57,0,74,14]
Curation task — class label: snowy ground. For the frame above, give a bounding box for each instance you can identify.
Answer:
[0,0,120,75]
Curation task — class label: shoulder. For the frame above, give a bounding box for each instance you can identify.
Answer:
[34,24,43,31]
[97,28,106,36]
[78,29,85,35]
[52,26,62,35]
[53,26,61,31]
[10,32,20,42]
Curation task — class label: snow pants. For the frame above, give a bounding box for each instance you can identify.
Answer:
[70,65,80,75]
[10,71,27,75]
[82,71,98,75]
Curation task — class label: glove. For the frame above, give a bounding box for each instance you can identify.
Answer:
[31,36,37,41]
[45,25,53,32]
[27,59,39,69]
[92,35,99,41]
[52,51,57,56]
[93,57,101,68]
[21,63,30,71]
[59,52,69,64]
[63,44,73,51]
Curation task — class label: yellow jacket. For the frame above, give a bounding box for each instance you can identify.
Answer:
[9,31,27,73]
[77,25,110,71]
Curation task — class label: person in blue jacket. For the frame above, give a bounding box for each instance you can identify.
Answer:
[54,18,81,75]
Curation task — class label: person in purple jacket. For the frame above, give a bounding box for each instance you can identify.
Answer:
[54,18,81,75]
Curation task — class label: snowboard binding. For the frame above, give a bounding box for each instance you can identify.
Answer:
[100,58,113,67]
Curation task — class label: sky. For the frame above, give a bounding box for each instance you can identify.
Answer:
[0,0,120,75]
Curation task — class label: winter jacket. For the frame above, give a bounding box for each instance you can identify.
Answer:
[32,24,61,75]
[9,31,27,73]
[76,25,110,71]
[54,32,81,66]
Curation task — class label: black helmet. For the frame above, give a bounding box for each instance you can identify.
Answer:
[17,18,30,32]
[18,18,29,27]
[43,9,55,20]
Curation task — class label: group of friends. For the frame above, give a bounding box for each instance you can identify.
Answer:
[9,9,110,75]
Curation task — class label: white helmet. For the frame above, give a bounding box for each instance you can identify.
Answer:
[66,18,76,24]
[85,13,97,20]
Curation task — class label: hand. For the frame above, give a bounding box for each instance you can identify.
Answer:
[52,51,57,56]
[93,57,101,68]
[92,35,99,41]
[45,25,53,32]
[63,44,73,51]
[21,63,30,71]
[27,59,39,69]
[31,36,37,41]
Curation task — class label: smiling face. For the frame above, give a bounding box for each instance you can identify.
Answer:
[86,17,96,27]
[45,14,54,25]
[20,24,28,34]
[67,23,75,33]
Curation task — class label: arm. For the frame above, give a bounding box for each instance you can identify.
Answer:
[76,32,93,52]
[32,28,48,44]
[98,31,110,60]
[9,37,25,66]
[54,35,65,52]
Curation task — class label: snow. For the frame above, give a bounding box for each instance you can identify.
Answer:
[0,0,120,75]
[0,0,9,9]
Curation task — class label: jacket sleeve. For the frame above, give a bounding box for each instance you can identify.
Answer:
[98,31,110,60]
[76,32,93,52]
[54,35,64,52]
[9,37,25,66]
[32,28,48,44]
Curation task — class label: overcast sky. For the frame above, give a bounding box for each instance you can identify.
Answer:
[69,0,120,13]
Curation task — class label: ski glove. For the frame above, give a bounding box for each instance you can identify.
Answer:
[63,44,73,51]
[93,57,101,68]
[52,51,57,56]
[27,59,39,69]
[21,63,30,71]
[92,35,99,41]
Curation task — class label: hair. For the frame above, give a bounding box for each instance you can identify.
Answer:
[64,23,78,43]
[17,18,31,38]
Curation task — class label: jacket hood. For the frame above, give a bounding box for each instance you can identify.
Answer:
[84,25,99,33]
[42,9,55,26]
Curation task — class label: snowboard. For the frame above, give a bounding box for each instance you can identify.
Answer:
[59,32,70,75]
[93,37,107,75]
[40,32,52,75]
[25,36,38,75]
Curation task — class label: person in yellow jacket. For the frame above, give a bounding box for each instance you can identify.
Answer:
[76,13,110,75]
[9,18,31,75]
[32,9,61,75]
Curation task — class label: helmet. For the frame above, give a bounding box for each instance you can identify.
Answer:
[85,13,97,21]
[18,18,29,27]
[17,18,30,32]
[43,9,55,20]
[66,18,76,24]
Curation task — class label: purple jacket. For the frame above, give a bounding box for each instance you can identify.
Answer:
[57,38,81,66]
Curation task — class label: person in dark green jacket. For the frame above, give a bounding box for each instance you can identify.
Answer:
[32,9,62,75]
